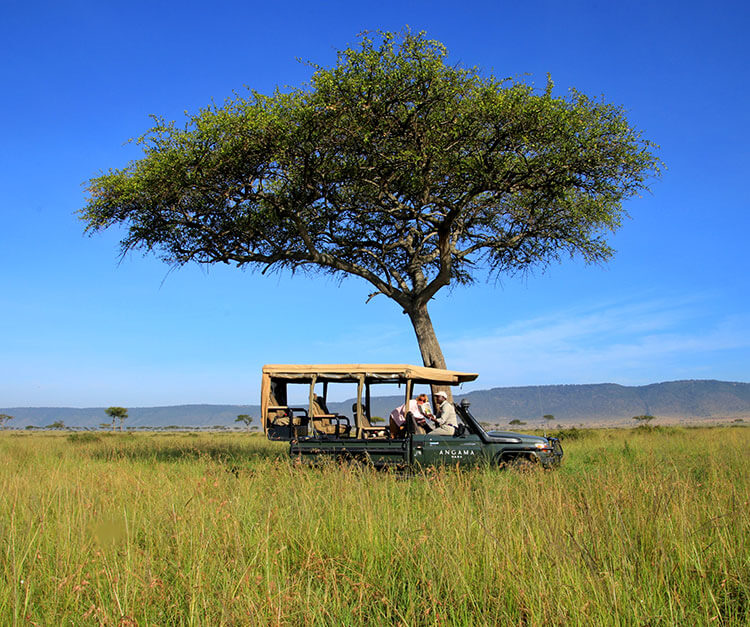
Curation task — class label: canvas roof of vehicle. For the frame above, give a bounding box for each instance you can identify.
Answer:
[261,364,478,385]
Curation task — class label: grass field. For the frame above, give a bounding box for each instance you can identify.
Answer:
[1,427,748,625]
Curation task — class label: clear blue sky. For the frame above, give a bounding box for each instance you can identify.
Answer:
[1,0,748,406]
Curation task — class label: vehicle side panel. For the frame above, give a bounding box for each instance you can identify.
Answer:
[412,434,487,467]
[290,438,410,467]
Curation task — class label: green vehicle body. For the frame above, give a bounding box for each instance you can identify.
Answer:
[290,402,563,470]
[262,364,563,470]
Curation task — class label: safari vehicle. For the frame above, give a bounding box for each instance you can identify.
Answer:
[262,364,563,469]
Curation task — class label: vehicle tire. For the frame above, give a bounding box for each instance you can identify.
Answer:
[495,453,538,471]
[338,451,373,470]
[510,456,538,472]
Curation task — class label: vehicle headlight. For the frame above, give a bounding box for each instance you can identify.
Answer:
[534,442,551,450]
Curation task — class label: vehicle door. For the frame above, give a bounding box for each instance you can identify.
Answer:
[411,433,486,467]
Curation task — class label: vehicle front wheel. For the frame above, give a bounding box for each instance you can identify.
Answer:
[496,454,539,472]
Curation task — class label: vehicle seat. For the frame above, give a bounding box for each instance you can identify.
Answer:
[405,411,427,435]
[311,395,351,437]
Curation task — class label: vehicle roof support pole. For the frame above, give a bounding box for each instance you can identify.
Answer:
[261,373,270,435]
[365,383,371,421]
[356,374,365,438]
[309,374,318,436]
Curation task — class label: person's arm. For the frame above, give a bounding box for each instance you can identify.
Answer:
[443,403,457,426]
[433,403,446,427]
[422,405,435,425]
[410,400,428,425]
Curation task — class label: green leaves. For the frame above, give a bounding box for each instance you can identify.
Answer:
[82,28,660,314]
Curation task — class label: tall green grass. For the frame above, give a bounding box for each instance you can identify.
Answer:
[1,428,748,624]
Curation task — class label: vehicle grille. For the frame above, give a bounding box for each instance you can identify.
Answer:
[550,438,563,457]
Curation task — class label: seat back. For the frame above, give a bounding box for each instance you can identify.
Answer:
[311,395,331,417]
[311,395,341,435]
[405,411,417,435]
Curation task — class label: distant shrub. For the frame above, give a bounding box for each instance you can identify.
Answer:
[67,432,101,443]
[634,424,678,435]
[548,427,590,441]
[509,419,526,426]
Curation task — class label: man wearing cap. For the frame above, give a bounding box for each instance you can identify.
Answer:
[430,390,458,436]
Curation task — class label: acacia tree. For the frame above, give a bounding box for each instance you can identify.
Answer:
[81,30,659,370]
[105,406,128,432]
[235,414,253,430]
[0,414,13,429]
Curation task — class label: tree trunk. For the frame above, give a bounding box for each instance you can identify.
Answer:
[407,304,446,368]
[407,304,453,401]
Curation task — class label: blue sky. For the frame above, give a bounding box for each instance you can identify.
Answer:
[1,0,748,406]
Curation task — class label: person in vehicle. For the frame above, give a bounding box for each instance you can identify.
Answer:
[389,394,433,437]
[429,390,458,436]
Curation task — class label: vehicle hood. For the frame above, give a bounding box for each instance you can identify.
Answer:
[485,430,550,444]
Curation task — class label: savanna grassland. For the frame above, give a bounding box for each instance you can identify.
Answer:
[1,427,748,625]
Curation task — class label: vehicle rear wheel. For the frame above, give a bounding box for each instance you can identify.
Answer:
[337,451,374,469]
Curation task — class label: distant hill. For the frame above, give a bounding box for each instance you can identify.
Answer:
[0,405,258,430]
[2,380,749,429]
[454,380,750,426]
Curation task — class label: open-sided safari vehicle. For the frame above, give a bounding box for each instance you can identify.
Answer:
[262,364,563,469]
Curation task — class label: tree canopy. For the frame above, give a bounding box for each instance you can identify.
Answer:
[81,30,660,369]
[633,414,655,424]
[235,414,253,429]
[105,406,128,431]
